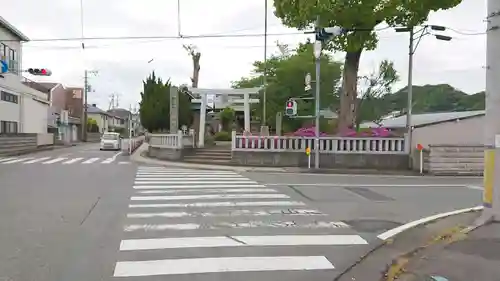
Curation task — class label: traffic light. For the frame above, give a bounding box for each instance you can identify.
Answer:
[285,99,297,117]
[27,68,52,76]
[315,26,346,41]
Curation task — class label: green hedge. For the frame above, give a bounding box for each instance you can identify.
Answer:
[214,131,232,141]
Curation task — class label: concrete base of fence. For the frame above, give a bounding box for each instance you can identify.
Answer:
[148,146,195,161]
[231,151,409,170]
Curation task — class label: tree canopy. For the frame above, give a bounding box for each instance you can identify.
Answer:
[232,41,343,133]
[139,72,193,132]
[273,0,463,130]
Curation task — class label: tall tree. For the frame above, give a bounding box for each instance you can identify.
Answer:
[233,41,343,133]
[355,59,399,129]
[273,0,463,130]
[183,44,201,88]
[139,72,193,132]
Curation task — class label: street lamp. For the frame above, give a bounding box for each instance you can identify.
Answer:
[313,40,322,169]
[396,25,452,158]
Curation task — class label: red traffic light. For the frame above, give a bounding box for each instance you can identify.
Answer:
[286,101,293,108]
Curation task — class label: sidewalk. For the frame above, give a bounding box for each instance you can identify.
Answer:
[131,143,466,176]
[337,210,499,281]
[396,221,500,281]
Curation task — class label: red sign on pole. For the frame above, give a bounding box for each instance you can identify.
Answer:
[416,143,423,151]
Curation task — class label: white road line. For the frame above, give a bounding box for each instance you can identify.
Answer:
[265,183,475,187]
[120,234,368,251]
[82,157,100,164]
[134,180,256,185]
[111,151,123,160]
[1,157,34,164]
[133,184,266,189]
[136,188,276,194]
[124,221,350,231]
[63,157,84,164]
[43,157,67,164]
[130,194,290,201]
[129,201,306,208]
[137,170,237,174]
[0,157,16,163]
[119,161,130,164]
[24,157,51,164]
[101,158,115,164]
[127,209,323,218]
[113,256,335,277]
[135,174,244,178]
[134,177,247,181]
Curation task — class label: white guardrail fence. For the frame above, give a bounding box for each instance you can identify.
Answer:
[148,131,407,154]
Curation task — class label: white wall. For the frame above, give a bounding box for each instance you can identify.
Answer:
[412,116,484,148]
[22,96,48,133]
[88,113,108,132]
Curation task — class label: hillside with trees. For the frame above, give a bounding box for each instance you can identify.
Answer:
[379,84,485,115]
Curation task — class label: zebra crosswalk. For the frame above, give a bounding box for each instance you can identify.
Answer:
[113,166,372,279]
[0,156,130,165]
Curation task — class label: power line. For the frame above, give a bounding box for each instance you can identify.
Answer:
[14,25,396,43]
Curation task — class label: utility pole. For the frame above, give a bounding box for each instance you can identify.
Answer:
[405,28,415,155]
[262,0,268,128]
[83,69,88,141]
[313,16,321,169]
[83,69,97,141]
[483,0,500,222]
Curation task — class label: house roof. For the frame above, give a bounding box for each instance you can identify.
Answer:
[86,104,108,115]
[361,110,485,128]
[108,108,131,118]
[0,16,30,41]
[36,82,60,91]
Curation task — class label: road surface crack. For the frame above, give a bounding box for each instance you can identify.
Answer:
[287,185,315,201]
[225,235,247,245]
[80,196,101,226]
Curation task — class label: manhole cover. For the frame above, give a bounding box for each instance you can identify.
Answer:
[343,219,401,233]
[446,238,500,260]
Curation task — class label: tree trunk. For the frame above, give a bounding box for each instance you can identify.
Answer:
[191,53,201,88]
[338,49,363,131]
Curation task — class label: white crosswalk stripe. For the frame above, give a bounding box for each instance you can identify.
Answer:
[0,156,130,165]
[113,166,371,279]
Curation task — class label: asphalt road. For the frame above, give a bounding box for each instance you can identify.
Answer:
[0,149,484,281]
[242,172,483,227]
[0,144,137,281]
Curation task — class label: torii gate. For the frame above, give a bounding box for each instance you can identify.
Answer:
[187,87,261,147]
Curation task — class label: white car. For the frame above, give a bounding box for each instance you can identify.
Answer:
[100,132,122,151]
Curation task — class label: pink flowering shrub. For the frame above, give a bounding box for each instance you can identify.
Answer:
[339,127,394,137]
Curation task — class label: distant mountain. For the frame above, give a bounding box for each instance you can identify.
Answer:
[380,84,485,115]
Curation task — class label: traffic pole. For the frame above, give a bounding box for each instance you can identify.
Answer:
[483,0,500,222]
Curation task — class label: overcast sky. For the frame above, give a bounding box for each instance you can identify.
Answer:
[4,0,486,110]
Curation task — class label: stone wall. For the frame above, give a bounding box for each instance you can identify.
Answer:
[0,134,39,156]
[427,144,483,176]
[87,133,101,142]
[231,151,409,170]
[148,146,195,161]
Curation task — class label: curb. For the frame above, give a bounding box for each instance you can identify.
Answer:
[376,205,484,240]
[129,148,482,178]
[334,205,484,281]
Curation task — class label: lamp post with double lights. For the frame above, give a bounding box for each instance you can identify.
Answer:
[395,25,451,155]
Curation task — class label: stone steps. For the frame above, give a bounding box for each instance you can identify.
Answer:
[183,146,232,163]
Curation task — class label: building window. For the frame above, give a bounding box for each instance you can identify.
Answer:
[0,121,18,134]
[1,91,19,104]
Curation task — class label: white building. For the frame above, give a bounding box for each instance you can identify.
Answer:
[0,16,50,134]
